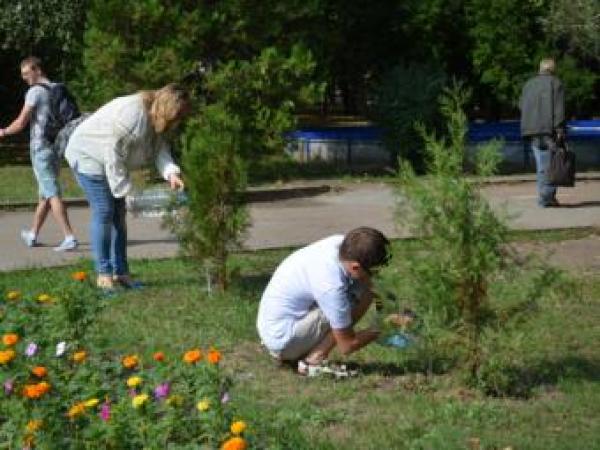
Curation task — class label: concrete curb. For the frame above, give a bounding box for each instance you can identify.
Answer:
[1,171,599,211]
[0,185,332,211]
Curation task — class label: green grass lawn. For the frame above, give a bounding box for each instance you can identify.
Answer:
[2,243,599,449]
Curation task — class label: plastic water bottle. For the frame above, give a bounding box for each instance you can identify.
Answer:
[125,187,188,217]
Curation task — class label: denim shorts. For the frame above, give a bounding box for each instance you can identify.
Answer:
[31,146,61,199]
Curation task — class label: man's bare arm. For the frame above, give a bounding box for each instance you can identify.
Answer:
[0,104,33,137]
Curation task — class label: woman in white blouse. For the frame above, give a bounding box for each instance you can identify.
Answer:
[66,84,190,289]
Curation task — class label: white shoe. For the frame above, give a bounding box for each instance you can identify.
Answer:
[20,229,37,247]
[53,237,78,252]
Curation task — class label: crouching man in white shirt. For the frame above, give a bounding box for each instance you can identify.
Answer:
[257,227,390,375]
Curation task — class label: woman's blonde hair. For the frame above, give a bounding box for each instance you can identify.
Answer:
[141,84,191,133]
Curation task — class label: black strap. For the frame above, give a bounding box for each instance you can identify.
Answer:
[34,82,51,91]
[550,77,555,136]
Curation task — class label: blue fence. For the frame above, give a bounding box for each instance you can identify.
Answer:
[468,120,600,143]
[288,120,600,144]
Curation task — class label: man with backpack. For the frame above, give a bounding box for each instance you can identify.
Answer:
[0,56,78,250]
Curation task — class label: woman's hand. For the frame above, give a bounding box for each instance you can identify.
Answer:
[168,173,185,191]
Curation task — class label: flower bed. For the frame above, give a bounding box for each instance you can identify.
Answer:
[1,274,249,449]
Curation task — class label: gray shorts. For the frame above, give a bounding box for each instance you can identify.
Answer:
[31,146,61,199]
[272,279,367,361]
[272,307,331,361]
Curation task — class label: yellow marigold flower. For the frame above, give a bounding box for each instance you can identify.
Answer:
[26,419,43,433]
[37,293,53,303]
[67,402,86,419]
[127,376,143,388]
[2,333,19,346]
[6,290,21,300]
[183,349,202,364]
[84,398,100,408]
[230,420,247,435]
[207,348,222,364]
[31,366,47,378]
[0,349,16,365]
[72,350,87,363]
[122,355,139,369]
[132,393,149,408]
[221,437,248,450]
[196,399,210,412]
[72,271,87,281]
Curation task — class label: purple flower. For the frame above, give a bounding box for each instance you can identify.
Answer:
[221,391,230,404]
[25,342,38,357]
[3,379,13,395]
[128,388,137,397]
[100,402,111,422]
[154,382,170,400]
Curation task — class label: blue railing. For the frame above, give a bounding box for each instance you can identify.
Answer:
[287,120,600,143]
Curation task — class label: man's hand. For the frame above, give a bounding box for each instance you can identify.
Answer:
[332,327,379,355]
[0,128,6,138]
[168,173,185,191]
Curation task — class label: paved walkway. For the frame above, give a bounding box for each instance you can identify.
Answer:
[1,179,599,271]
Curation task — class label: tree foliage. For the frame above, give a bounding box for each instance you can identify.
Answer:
[171,105,248,293]
[544,0,600,62]
[392,84,509,378]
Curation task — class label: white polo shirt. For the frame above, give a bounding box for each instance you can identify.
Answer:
[257,235,353,352]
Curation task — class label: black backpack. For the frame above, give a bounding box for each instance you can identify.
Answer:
[36,83,81,143]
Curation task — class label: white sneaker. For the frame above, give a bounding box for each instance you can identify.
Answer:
[53,238,78,252]
[20,230,37,247]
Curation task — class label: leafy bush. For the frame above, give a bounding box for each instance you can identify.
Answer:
[386,83,509,380]
[169,105,249,293]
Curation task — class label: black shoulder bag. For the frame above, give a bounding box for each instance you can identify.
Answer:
[547,78,576,187]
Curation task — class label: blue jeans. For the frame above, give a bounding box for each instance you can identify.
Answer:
[75,172,128,276]
[529,137,557,206]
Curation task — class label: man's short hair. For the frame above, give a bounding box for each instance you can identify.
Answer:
[21,56,43,71]
[339,227,390,271]
[539,58,555,74]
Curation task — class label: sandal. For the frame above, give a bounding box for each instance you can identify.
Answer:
[297,360,358,379]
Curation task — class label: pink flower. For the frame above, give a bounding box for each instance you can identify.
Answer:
[154,382,170,400]
[100,401,111,422]
[3,379,13,395]
[25,342,38,357]
[221,391,230,404]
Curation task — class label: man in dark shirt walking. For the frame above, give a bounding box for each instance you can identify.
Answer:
[519,58,565,207]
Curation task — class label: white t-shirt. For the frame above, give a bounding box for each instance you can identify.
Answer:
[257,235,353,351]
[65,93,180,198]
[24,81,55,151]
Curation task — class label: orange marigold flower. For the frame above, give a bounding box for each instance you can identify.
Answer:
[207,348,222,365]
[153,351,165,362]
[72,271,87,281]
[183,349,202,364]
[3,333,19,346]
[72,350,87,363]
[31,366,48,378]
[26,419,43,433]
[221,437,248,450]
[122,355,139,369]
[23,382,51,399]
[6,290,21,300]
[67,402,86,419]
[0,349,16,365]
